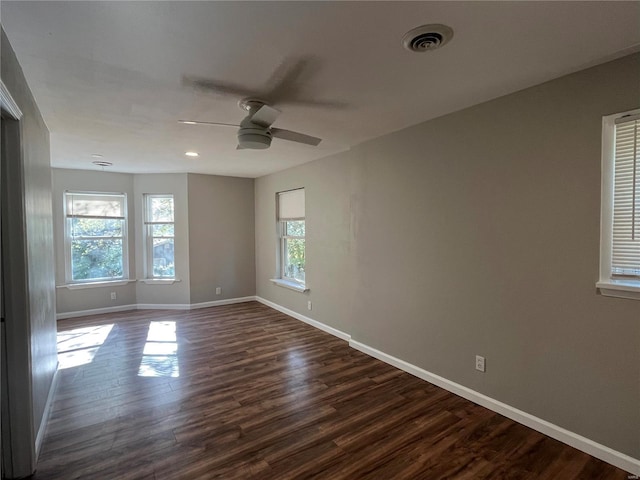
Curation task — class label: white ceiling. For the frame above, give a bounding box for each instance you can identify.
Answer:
[2,1,639,178]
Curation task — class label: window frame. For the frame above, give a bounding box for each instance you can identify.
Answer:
[63,191,129,284]
[280,219,306,284]
[597,108,640,300]
[143,193,175,280]
[271,188,308,292]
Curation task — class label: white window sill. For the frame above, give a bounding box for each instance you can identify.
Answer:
[270,278,309,292]
[138,278,181,285]
[596,280,640,301]
[57,279,136,290]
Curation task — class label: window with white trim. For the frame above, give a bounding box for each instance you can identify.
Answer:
[278,189,305,286]
[64,191,128,283]
[598,109,640,300]
[143,194,175,278]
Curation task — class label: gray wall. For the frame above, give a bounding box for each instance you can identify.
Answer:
[1,27,57,474]
[255,54,640,458]
[188,173,255,304]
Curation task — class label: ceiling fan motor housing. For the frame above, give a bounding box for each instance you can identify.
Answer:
[237,120,272,149]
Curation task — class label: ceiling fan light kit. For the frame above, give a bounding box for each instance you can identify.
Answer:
[237,127,272,150]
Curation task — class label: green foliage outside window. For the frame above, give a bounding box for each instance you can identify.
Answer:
[284,220,305,282]
[147,195,175,278]
[70,218,124,280]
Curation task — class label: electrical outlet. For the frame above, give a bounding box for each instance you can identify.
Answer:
[307,300,312,311]
[475,355,486,372]
[110,292,117,300]
[216,287,221,295]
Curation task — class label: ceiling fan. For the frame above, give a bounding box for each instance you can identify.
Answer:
[179,98,321,150]
[180,56,345,150]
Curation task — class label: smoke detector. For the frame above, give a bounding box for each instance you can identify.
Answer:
[402,24,454,52]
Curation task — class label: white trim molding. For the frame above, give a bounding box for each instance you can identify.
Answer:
[597,280,640,301]
[255,296,350,342]
[270,278,309,292]
[136,303,191,310]
[56,296,259,319]
[35,366,59,459]
[0,80,23,119]
[349,339,640,476]
[138,278,181,285]
[190,297,257,309]
[57,304,138,320]
[56,279,137,290]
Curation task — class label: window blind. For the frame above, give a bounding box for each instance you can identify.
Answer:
[277,189,305,220]
[65,192,125,219]
[612,117,640,278]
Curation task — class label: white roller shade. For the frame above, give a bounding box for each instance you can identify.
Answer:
[612,117,640,278]
[278,189,305,220]
[65,192,125,219]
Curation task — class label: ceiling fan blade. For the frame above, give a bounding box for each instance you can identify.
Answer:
[236,144,246,150]
[271,128,322,146]
[264,56,310,105]
[182,75,256,98]
[263,56,346,109]
[275,98,349,110]
[250,105,281,128]
[179,120,239,128]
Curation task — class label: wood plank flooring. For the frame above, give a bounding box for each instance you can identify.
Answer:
[31,302,629,479]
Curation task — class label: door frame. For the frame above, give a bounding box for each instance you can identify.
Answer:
[1,80,37,478]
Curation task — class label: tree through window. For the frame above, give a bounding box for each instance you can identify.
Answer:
[144,194,175,278]
[64,192,128,282]
[277,189,305,285]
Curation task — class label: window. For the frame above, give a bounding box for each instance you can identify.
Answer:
[144,194,175,278]
[598,109,640,300]
[64,192,127,283]
[275,188,306,289]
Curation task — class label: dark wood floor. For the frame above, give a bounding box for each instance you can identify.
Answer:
[32,302,628,479]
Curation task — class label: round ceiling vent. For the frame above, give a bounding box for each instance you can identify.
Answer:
[402,24,453,52]
[92,160,112,167]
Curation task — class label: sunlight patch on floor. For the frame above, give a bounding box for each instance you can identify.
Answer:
[57,324,115,369]
[138,321,179,378]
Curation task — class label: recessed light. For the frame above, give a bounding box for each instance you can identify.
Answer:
[179,121,197,125]
[185,151,199,157]
[91,154,103,158]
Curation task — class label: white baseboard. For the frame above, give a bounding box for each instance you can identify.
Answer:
[255,296,351,342]
[349,339,640,476]
[35,365,59,459]
[136,303,191,310]
[190,296,257,309]
[56,297,258,319]
[57,304,137,320]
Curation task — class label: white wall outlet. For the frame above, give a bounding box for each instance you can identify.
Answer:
[307,300,312,311]
[475,355,486,372]
[110,292,117,300]
[215,287,221,295]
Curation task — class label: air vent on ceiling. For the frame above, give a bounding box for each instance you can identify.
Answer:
[92,160,112,167]
[402,24,453,52]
